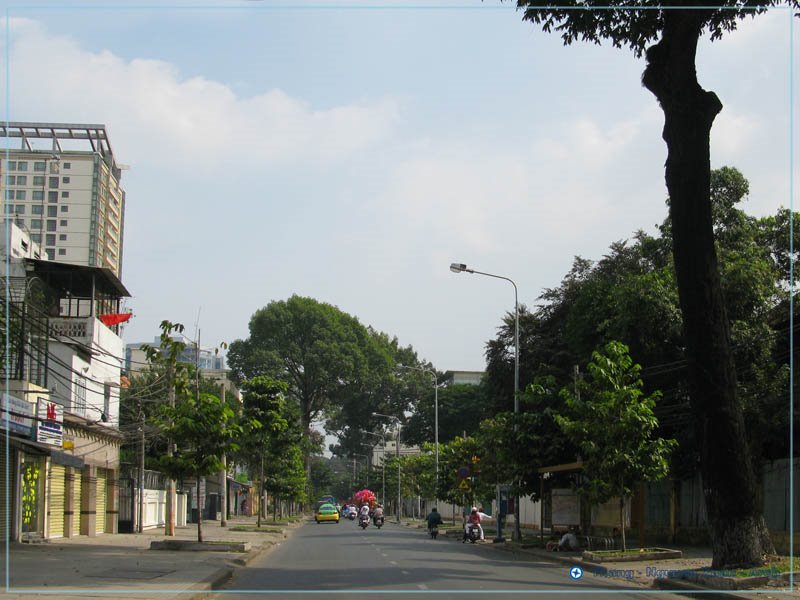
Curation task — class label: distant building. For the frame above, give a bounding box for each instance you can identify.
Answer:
[1,122,126,277]
[125,339,238,400]
[444,370,484,386]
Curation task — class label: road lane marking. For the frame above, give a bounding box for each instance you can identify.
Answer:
[417,584,428,589]
[401,570,410,575]
[390,561,397,565]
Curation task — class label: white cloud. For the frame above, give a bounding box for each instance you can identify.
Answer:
[3,18,401,169]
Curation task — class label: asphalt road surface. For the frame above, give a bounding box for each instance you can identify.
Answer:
[212,519,687,599]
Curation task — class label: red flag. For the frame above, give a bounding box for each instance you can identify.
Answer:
[99,313,133,327]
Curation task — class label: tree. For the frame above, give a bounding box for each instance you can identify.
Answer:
[240,376,294,526]
[556,341,676,551]
[155,392,241,542]
[508,3,796,564]
[228,295,392,491]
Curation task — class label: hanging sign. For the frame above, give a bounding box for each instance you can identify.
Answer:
[0,393,34,436]
[36,399,63,446]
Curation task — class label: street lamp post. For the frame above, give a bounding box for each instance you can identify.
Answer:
[360,430,386,506]
[398,365,439,501]
[373,413,401,523]
[450,262,521,541]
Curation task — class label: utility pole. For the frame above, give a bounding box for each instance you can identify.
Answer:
[165,380,175,536]
[219,385,227,527]
[138,407,145,533]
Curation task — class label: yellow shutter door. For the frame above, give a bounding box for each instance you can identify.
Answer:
[95,470,107,534]
[48,465,66,538]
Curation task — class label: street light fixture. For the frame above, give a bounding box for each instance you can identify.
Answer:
[360,430,386,506]
[373,412,402,523]
[450,261,520,541]
[398,365,439,501]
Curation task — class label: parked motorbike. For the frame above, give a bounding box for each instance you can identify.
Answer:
[428,525,439,539]
[463,523,480,544]
[373,516,384,529]
[359,515,370,530]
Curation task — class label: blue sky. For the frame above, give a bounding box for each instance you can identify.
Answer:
[2,0,797,376]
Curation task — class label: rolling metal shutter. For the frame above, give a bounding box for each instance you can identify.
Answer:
[95,469,107,534]
[0,443,9,542]
[73,472,82,535]
[47,464,66,539]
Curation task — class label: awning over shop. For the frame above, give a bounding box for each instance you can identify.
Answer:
[5,434,84,469]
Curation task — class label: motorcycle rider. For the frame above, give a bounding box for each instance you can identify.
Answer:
[359,503,371,523]
[372,504,384,525]
[465,506,488,542]
[426,507,443,534]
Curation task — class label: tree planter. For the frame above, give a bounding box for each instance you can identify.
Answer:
[583,548,682,562]
[150,540,251,552]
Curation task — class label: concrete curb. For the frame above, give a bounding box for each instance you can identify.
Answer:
[186,566,235,600]
[651,576,781,600]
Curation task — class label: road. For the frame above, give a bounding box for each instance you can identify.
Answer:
[212,519,688,599]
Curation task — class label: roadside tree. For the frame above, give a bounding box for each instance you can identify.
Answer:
[511,0,796,566]
[556,341,676,551]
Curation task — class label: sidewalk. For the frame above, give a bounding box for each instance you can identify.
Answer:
[413,521,799,600]
[0,516,296,600]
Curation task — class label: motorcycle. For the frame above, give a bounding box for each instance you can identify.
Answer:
[463,523,481,544]
[373,515,384,529]
[428,525,439,539]
[359,514,370,529]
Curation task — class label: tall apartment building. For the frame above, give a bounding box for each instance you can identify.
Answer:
[1,122,125,277]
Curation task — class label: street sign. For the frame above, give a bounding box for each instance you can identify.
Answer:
[459,479,471,492]
[457,466,470,479]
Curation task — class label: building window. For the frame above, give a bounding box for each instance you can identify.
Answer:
[31,219,42,229]
[60,220,68,227]
[63,162,71,169]
[59,234,67,241]
[48,177,58,188]
[45,248,54,260]
[47,206,57,217]
[3,204,14,214]
[33,176,45,186]
[30,233,41,243]
[15,190,25,200]
[32,205,43,215]
[73,376,87,416]
[33,162,46,172]
[62,177,70,184]
[61,191,70,198]
[6,161,15,170]
[15,175,27,185]
[46,220,56,232]
[48,191,58,203]
[32,190,44,201]
[14,205,25,214]
[4,190,13,200]
[45,234,55,246]
[58,249,66,256]
[17,161,28,172]
[5,175,14,185]
[15,218,24,228]
[60,205,68,212]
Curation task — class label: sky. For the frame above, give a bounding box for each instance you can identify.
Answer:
[2,0,798,375]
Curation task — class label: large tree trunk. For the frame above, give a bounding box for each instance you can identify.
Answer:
[641,11,773,568]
